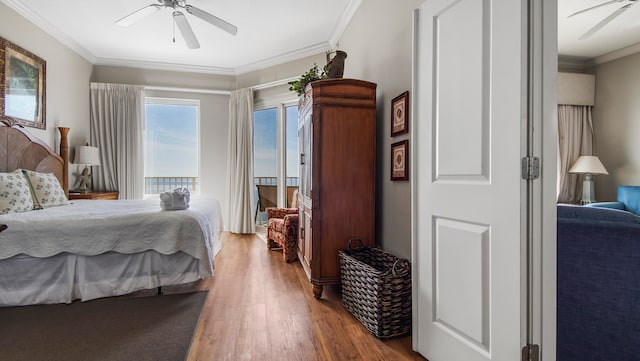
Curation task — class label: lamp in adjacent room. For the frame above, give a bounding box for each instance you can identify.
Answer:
[73,145,100,193]
[569,155,609,205]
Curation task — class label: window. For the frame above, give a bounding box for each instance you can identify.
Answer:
[144,98,200,196]
[253,103,299,224]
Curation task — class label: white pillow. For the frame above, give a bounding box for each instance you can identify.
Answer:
[0,170,35,214]
[21,169,69,208]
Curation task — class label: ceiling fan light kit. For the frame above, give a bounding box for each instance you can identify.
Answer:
[115,0,237,49]
[568,0,638,40]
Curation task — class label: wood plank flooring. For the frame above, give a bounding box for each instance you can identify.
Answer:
[182,232,426,361]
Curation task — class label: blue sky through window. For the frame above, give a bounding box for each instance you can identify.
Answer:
[254,108,277,177]
[145,103,198,177]
[254,106,299,179]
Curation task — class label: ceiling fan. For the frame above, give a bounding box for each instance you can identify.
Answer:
[568,0,638,40]
[115,0,237,49]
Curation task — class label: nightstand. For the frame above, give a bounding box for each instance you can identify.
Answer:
[69,191,119,200]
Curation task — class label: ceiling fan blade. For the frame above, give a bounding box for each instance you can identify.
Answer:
[567,0,625,18]
[579,3,635,39]
[116,4,162,27]
[173,11,200,49]
[185,5,238,36]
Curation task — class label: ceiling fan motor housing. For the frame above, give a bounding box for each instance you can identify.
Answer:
[118,0,238,49]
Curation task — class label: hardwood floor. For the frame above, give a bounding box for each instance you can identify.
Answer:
[183,232,426,361]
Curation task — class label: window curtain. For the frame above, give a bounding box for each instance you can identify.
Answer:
[557,104,594,203]
[89,83,145,200]
[226,88,255,234]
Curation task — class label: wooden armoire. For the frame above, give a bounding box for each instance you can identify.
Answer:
[297,78,377,299]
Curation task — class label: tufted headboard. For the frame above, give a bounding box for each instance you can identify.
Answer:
[0,117,68,196]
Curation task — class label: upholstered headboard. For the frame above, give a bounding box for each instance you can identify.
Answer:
[0,117,68,195]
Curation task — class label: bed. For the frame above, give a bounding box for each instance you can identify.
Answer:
[0,118,222,306]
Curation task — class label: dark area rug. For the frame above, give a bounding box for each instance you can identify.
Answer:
[0,291,208,361]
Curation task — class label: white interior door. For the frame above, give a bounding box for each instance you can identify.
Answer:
[412,1,526,360]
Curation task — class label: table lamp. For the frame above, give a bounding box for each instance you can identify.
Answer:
[569,155,609,205]
[74,145,100,193]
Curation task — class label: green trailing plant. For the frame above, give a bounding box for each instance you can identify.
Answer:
[288,63,328,96]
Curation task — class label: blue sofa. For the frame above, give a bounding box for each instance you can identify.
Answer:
[557,204,640,361]
[584,185,640,215]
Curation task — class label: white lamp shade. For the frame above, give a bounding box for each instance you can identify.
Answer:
[569,155,608,175]
[74,146,101,166]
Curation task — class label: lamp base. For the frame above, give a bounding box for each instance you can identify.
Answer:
[74,165,93,193]
[580,174,596,205]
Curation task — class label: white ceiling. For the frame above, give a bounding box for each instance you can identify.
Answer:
[1,0,358,75]
[559,0,640,60]
[5,0,639,73]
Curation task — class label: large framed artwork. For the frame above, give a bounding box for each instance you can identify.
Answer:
[391,140,409,181]
[391,91,409,136]
[0,37,46,129]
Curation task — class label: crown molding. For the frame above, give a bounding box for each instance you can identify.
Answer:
[95,42,330,76]
[0,0,96,63]
[94,57,236,76]
[329,0,362,48]
[234,42,331,75]
[587,41,640,66]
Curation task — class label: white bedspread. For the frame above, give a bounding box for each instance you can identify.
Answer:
[0,198,223,276]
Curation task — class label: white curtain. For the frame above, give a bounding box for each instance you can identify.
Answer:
[226,88,255,234]
[89,83,145,200]
[557,104,594,203]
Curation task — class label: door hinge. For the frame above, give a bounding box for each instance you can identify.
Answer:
[521,156,540,180]
[522,344,540,361]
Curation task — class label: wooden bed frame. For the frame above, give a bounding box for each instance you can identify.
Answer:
[0,117,69,196]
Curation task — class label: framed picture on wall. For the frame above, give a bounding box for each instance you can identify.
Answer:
[0,37,46,129]
[391,140,409,181]
[391,91,409,136]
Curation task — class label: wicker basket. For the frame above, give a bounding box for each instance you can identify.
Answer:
[339,238,411,339]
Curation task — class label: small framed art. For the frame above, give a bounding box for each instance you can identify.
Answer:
[391,91,409,136]
[391,140,409,181]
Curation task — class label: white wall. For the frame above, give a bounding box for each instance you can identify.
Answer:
[591,52,640,201]
[339,0,423,260]
[0,2,93,187]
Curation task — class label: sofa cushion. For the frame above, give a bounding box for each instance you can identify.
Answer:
[557,204,640,224]
[618,186,640,216]
[584,201,626,211]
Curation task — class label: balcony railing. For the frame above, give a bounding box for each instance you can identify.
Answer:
[254,177,299,225]
[145,176,198,194]
[254,177,299,186]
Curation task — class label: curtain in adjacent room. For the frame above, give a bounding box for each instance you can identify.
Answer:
[89,83,145,200]
[557,104,594,203]
[226,88,255,234]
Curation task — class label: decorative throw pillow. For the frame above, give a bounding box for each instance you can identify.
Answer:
[0,170,35,214]
[21,170,69,208]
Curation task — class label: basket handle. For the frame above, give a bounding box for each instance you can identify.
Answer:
[391,259,409,276]
[391,259,400,276]
[347,238,364,249]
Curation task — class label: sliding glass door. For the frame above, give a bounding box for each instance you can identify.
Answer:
[253,104,298,225]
